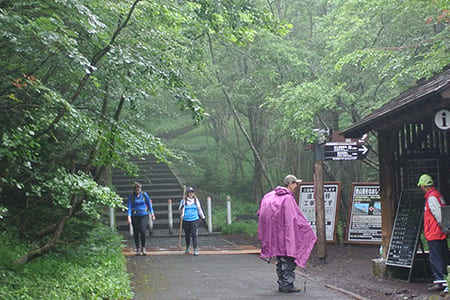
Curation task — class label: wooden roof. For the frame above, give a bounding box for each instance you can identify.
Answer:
[342,68,450,138]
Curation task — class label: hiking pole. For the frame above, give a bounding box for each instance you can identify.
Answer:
[178,185,186,249]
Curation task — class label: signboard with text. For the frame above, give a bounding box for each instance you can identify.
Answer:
[297,182,341,243]
[324,142,368,161]
[386,190,424,274]
[346,183,382,244]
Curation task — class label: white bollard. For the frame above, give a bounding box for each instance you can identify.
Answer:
[148,200,154,236]
[168,199,173,234]
[226,195,232,225]
[109,207,115,228]
[207,196,212,233]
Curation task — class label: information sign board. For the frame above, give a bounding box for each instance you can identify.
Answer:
[346,183,382,243]
[386,190,424,269]
[324,142,368,161]
[297,182,340,242]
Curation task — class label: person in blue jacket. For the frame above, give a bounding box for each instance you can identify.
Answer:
[179,186,205,256]
[127,182,155,255]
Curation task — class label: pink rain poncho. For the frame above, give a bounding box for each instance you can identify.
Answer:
[257,186,317,268]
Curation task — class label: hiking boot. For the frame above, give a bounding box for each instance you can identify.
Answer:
[278,286,301,293]
[185,245,191,254]
[141,247,147,255]
[134,248,140,256]
[440,286,448,297]
[433,279,447,284]
[193,248,199,256]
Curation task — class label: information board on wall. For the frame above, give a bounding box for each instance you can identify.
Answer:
[346,183,382,244]
[297,182,340,242]
[386,190,424,269]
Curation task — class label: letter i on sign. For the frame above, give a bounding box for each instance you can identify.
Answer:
[434,109,450,130]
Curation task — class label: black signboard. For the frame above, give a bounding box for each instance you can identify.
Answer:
[324,142,369,161]
[386,190,425,271]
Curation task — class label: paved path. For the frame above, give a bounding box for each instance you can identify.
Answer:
[125,234,357,300]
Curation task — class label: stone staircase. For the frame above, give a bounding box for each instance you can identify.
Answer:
[112,156,183,236]
[111,156,211,238]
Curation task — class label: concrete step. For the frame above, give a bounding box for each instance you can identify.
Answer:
[111,155,184,235]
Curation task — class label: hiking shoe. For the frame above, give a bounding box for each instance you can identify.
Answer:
[134,248,140,256]
[141,247,147,255]
[440,286,448,297]
[433,279,447,284]
[185,245,191,254]
[193,248,199,256]
[278,286,301,293]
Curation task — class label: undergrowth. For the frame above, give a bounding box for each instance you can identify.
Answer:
[213,198,258,236]
[0,223,132,300]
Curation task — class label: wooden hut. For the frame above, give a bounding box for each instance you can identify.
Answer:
[342,68,450,257]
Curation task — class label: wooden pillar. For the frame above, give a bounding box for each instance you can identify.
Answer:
[378,129,397,258]
[314,142,326,263]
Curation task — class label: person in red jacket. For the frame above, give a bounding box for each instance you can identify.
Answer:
[417,174,448,293]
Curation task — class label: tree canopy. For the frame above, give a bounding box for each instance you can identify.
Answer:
[0,0,448,263]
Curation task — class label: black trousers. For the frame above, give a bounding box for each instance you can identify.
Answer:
[131,215,148,249]
[276,256,296,289]
[183,220,199,249]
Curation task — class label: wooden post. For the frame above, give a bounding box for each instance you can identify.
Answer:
[314,142,327,263]
[378,129,398,259]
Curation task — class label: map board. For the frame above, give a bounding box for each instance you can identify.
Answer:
[346,183,382,244]
[386,190,424,269]
[296,182,340,242]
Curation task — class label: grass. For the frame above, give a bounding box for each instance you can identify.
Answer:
[0,222,132,300]
[213,197,259,236]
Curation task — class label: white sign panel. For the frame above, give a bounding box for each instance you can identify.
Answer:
[298,183,340,242]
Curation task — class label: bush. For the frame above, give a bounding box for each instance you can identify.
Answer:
[0,223,132,300]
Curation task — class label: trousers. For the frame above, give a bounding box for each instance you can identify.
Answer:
[276,256,296,289]
[131,215,148,249]
[183,219,199,248]
[428,239,449,281]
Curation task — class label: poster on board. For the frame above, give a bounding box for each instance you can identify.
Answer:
[296,182,340,242]
[346,183,381,244]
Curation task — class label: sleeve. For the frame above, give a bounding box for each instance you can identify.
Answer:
[127,195,132,216]
[196,198,205,219]
[178,199,184,210]
[144,192,154,214]
[428,196,442,224]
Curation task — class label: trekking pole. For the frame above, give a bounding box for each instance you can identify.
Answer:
[178,185,186,248]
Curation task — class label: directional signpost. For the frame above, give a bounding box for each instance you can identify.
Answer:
[324,142,369,161]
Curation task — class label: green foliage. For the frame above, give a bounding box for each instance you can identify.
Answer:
[0,0,280,263]
[0,223,132,300]
[213,197,259,235]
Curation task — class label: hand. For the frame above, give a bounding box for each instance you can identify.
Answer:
[152,214,156,221]
[127,216,131,225]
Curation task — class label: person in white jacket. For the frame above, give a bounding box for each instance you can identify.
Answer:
[179,186,205,256]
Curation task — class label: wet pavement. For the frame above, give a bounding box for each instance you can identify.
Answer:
[125,233,358,300]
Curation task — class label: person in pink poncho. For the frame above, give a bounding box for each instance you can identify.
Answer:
[258,175,317,293]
